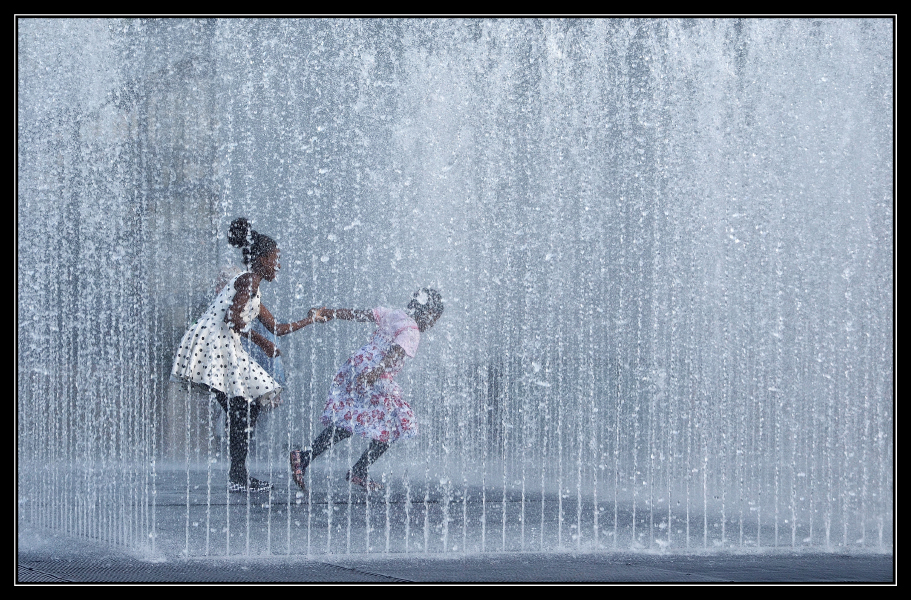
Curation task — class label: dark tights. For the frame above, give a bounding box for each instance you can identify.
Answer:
[299,426,390,479]
[214,392,261,483]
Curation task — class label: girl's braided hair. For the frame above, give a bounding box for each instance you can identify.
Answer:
[407,288,444,317]
[228,217,277,267]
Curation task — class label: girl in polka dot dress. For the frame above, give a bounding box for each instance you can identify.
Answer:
[171,218,328,493]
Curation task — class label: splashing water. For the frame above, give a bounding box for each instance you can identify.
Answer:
[18,18,893,557]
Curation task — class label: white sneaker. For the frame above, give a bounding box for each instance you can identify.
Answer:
[228,477,272,493]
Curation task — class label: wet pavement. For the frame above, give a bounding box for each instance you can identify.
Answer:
[18,523,894,583]
[18,466,895,584]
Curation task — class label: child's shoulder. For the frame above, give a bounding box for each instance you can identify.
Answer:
[374,307,417,328]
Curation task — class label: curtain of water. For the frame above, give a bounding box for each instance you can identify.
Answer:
[18,17,893,556]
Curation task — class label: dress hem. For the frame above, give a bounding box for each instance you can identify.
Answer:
[169,374,283,408]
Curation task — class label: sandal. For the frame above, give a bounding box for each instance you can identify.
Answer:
[346,470,384,492]
[290,450,307,491]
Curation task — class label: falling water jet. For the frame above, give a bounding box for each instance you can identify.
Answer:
[17,17,893,558]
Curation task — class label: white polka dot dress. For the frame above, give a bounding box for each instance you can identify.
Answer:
[170,272,282,407]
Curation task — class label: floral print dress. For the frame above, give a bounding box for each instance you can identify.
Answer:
[321,307,420,443]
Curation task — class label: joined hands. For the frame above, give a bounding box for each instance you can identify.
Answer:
[308,307,331,323]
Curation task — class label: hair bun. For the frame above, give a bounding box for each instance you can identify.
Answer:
[228,217,253,248]
[409,288,443,314]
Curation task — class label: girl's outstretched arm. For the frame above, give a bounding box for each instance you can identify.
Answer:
[320,309,374,322]
[258,303,328,336]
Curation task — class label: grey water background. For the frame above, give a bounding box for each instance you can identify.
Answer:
[18,18,893,558]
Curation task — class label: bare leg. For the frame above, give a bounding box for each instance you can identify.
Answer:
[291,425,352,490]
[214,392,261,484]
[350,440,390,479]
[299,425,353,468]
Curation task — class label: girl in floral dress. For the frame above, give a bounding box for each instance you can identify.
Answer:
[290,288,444,491]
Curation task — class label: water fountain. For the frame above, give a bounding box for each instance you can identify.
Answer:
[18,17,893,558]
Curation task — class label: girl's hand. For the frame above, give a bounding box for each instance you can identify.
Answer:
[249,327,280,357]
[308,307,331,323]
[260,340,281,358]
